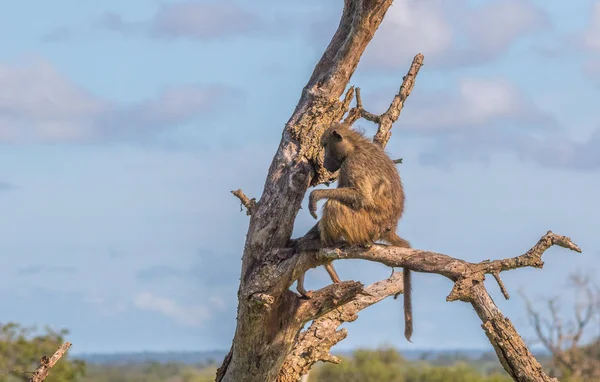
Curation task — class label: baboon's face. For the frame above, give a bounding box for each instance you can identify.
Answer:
[321,128,351,173]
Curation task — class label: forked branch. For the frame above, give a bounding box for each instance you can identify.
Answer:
[305,231,581,302]
[343,53,424,148]
[277,272,404,382]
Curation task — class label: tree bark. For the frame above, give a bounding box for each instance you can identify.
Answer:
[276,272,405,382]
[217,1,584,381]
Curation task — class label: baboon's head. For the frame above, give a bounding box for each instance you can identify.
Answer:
[320,123,354,173]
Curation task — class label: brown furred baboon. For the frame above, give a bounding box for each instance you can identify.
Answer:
[294,122,414,342]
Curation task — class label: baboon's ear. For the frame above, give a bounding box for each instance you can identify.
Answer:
[331,130,343,141]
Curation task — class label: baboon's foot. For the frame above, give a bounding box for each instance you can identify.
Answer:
[296,285,313,299]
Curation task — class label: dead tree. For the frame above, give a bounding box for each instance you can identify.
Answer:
[521,272,600,381]
[216,1,583,381]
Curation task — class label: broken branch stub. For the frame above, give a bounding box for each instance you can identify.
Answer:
[29,342,72,382]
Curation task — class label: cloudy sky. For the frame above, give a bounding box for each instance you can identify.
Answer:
[1,0,599,355]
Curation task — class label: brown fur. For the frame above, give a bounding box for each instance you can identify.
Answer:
[295,122,414,342]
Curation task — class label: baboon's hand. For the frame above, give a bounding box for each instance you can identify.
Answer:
[308,190,320,219]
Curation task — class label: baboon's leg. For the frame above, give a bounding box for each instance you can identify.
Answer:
[296,271,311,299]
[324,261,341,283]
[293,224,323,299]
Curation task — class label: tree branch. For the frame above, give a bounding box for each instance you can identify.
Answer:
[280,232,579,311]
[342,53,424,148]
[28,342,72,382]
[374,53,424,147]
[303,231,580,300]
[231,189,256,216]
[296,280,365,323]
[282,231,580,381]
[493,272,510,299]
[343,87,381,125]
[277,272,404,382]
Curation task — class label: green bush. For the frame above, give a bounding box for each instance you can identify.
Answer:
[0,322,85,382]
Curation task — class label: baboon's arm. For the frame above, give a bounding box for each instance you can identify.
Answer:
[308,188,366,219]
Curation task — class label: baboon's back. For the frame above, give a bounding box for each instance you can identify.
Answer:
[321,129,405,245]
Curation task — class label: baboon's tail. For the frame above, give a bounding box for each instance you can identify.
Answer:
[386,232,413,342]
[403,267,413,342]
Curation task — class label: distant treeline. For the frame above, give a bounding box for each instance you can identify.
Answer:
[78,347,542,382]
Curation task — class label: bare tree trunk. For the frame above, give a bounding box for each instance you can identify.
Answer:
[217,1,584,381]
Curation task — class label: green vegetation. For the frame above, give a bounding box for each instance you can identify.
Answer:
[77,349,512,382]
[81,362,217,382]
[308,346,512,382]
[79,347,512,382]
[0,322,596,382]
[0,323,84,382]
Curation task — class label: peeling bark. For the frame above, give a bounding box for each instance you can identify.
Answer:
[276,273,405,382]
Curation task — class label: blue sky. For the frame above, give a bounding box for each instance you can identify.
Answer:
[0,0,599,354]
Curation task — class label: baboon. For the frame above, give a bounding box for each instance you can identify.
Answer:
[295,122,414,342]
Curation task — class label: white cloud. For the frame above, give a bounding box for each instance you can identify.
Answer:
[362,0,454,68]
[361,0,549,70]
[418,126,600,170]
[371,74,600,170]
[455,79,526,124]
[44,1,266,43]
[133,292,211,327]
[149,1,262,40]
[369,77,597,170]
[0,58,242,144]
[461,0,549,55]
[0,60,108,142]
[384,77,555,131]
